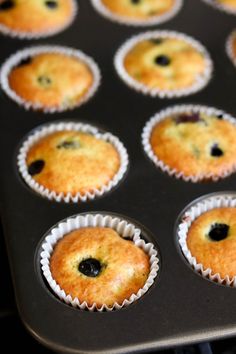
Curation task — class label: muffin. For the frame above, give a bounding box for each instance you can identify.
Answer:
[115,31,213,97]
[186,208,236,279]
[91,0,183,26]
[178,194,236,286]
[203,0,236,14]
[142,105,236,181]
[41,213,159,310]
[0,46,101,113]
[0,0,77,38]
[50,227,150,307]
[18,122,128,202]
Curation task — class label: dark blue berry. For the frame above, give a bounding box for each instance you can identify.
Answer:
[130,0,141,4]
[208,223,229,241]
[45,0,58,9]
[79,258,102,278]
[0,0,14,10]
[150,39,163,45]
[28,160,45,176]
[211,144,224,157]
[154,55,171,66]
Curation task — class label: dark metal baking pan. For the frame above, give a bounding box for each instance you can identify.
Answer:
[1,0,236,352]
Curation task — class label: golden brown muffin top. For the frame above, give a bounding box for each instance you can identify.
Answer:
[8,52,94,110]
[101,0,176,20]
[124,37,206,91]
[26,131,120,196]
[50,227,150,307]
[217,0,236,9]
[187,207,236,279]
[150,111,236,179]
[0,0,74,34]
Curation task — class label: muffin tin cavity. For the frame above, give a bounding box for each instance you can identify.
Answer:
[39,212,160,311]
[142,105,236,182]
[17,121,129,203]
[176,192,236,287]
[0,46,101,113]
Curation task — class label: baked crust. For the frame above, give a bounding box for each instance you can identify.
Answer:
[187,208,236,279]
[0,0,74,34]
[124,38,206,91]
[8,53,93,109]
[50,227,150,307]
[150,112,236,178]
[101,0,175,19]
[26,131,120,195]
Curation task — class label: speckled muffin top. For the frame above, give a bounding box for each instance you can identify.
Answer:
[150,111,236,179]
[8,52,94,110]
[50,227,150,307]
[123,37,206,91]
[187,207,236,279]
[0,0,75,35]
[26,131,120,196]
[100,0,176,20]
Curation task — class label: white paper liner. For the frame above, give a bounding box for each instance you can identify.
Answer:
[90,0,183,27]
[178,193,236,287]
[142,104,236,182]
[201,0,236,15]
[0,0,78,39]
[40,213,159,311]
[17,122,129,203]
[114,31,213,98]
[226,30,236,66]
[0,45,101,113]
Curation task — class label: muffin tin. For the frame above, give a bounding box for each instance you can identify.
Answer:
[1,0,236,353]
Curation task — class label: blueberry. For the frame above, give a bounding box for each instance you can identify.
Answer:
[57,140,80,149]
[175,113,202,124]
[28,160,45,176]
[150,39,163,45]
[217,113,223,120]
[45,0,58,9]
[0,0,14,10]
[208,223,229,241]
[154,55,171,66]
[210,144,224,157]
[15,57,32,68]
[78,258,102,278]
[38,76,52,87]
[130,0,141,4]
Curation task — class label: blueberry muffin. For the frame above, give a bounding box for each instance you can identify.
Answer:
[50,227,150,307]
[186,207,236,279]
[0,0,76,37]
[8,51,95,111]
[26,130,121,196]
[123,36,207,92]
[99,0,178,21]
[148,107,236,180]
